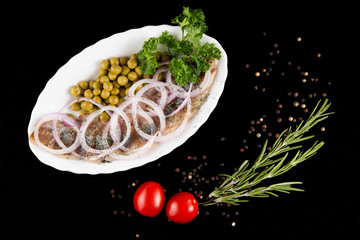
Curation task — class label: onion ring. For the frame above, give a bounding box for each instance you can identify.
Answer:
[33,58,217,161]
[79,106,131,156]
[34,113,81,155]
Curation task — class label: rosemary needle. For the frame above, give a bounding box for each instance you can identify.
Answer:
[204,99,333,206]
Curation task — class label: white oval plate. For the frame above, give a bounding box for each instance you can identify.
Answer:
[28,24,228,174]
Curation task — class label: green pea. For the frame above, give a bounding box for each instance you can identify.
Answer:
[79,81,89,90]
[117,76,128,86]
[124,81,132,89]
[110,64,122,75]
[135,66,142,76]
[101,90,110,99]
[108,95,119,105]
[108,72,118,81]
[93,96,102,104]
[71,102,81,111]
[125,87,130,97]
[99,68,108,76]
[103,81,113,92]
[70,86,81,97]
[88,106,98,113]
[110,57,119,65]
[127,58,138,69]
[89,80,95,89]
[111,87,120,95]
[128,71,138,81]
[121,66,130,76]
[93,81,102,89]
[84,89,94,98]
[113,81,121,88]
[99,76,110,84]
[119,88,126,98]
[100,59,110,69]
[119,57,128,65]
[93,88,101,96]
[81,101,93,111]
[100,112,110,122]
[79,110,88,116]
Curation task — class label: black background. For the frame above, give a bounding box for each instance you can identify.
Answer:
[1,1,359,239]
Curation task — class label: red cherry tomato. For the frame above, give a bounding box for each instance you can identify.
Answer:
[165,192,199,224]
[133,181,165,217]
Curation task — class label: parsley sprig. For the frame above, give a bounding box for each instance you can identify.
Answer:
[138,7,221,87]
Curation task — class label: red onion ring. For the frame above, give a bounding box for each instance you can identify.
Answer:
[34,113,81,155]
[131,97,166,141]
[155,84,192,142]
[109,132,159,161]
[33,59,217,161]
[80,106,131,154]
[152,66,169,81]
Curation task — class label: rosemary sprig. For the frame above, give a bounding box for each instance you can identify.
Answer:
[204,99,332,205]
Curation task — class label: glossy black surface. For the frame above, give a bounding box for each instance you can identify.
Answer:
[2,2,358,239]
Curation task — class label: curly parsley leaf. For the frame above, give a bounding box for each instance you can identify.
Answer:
[191,53,210,75]
[169,57,198,87]
[159,31,176,50]
[197,42,222,60]
[138,51,158,76]
[172,40,194,56]
[138,7,221,86]
[172,7,208,48]
[137,37,160,75]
